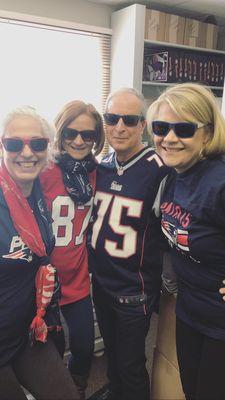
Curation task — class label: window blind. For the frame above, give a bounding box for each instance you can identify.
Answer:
[100,34,111,156]
[0,17,111,157]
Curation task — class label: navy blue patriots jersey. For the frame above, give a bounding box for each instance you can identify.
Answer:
[90,146,169,306]
[0,185,51,367]
[161,157,225,341]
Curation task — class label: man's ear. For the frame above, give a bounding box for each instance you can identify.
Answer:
[141,119,147,130]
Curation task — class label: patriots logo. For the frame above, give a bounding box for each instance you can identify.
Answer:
[110,181,122,191]
[2,236,33,262]
[3,247,32,262]
[162,219,189,252]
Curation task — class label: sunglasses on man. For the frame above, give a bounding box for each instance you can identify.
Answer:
[2,137,49,153]
[103,113,145,127]
[152,120,206,139]
[61,128,98,143]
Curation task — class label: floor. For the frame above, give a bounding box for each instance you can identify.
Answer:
[86,352,108,398]
[24,312,158,399]
[86,312,158,398]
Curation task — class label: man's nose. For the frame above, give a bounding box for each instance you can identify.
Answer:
[115,117,125,129]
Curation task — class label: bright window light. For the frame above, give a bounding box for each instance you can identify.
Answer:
[0,21,103,124]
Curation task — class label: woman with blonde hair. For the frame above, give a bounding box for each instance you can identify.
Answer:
[41,100,104,400]
[147,83,225,400]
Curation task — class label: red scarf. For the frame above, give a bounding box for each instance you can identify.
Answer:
[0,163,56,343]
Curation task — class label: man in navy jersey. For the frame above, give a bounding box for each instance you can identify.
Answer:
[88,88,168,400]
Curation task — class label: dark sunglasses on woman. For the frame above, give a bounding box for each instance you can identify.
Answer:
[2,137,49,152]
[103,113,145,127]
[152,120,205,139]
[61,128,98,143]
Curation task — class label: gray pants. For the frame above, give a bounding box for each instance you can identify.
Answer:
[0,338,78,400]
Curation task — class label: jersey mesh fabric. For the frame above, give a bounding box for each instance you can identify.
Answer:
[41,163,96,305]
[90,147,169,309]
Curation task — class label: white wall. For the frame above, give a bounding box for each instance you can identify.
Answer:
[0,0,113,31]
[111,4,145,92]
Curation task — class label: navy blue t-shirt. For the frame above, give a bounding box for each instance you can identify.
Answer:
[0,183,53,367]
[90,147,169,310]
[161,157,225,341]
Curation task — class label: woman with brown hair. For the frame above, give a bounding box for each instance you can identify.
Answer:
[41,100,105,399]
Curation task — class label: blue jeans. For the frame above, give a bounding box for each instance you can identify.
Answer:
[61,295,94,376]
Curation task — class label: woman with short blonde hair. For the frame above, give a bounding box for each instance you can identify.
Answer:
[148,83,225,400]
[147,82,225,158]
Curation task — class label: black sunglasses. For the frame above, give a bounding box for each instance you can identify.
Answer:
[152,120,205,139]
[2,137,49,153]
[103,113,145,127]
[62,128,98,143]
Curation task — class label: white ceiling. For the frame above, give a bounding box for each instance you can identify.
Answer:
[87,0,225,24]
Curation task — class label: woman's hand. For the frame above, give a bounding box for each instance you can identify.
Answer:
[219,281,225,301]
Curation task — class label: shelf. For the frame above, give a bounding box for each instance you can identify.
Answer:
[144,40,225,55]
[111,3,225,97]
[142,81,224,90]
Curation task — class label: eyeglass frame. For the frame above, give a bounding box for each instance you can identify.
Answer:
[1,137,49,153]
[151,120,206,139]
[103,113,145,127]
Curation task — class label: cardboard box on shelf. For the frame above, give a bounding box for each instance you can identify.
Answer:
[145,9,166,41]
[165,14,185,45]
[184,18,218,49]
[184,18,208,48]
[205,23,218,49]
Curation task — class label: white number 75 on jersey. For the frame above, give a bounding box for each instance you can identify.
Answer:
[91,192,143,258]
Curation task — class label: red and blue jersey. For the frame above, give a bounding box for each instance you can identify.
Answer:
[161,157,225,341]
[89,147,169,309]
[41,163,96,305]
